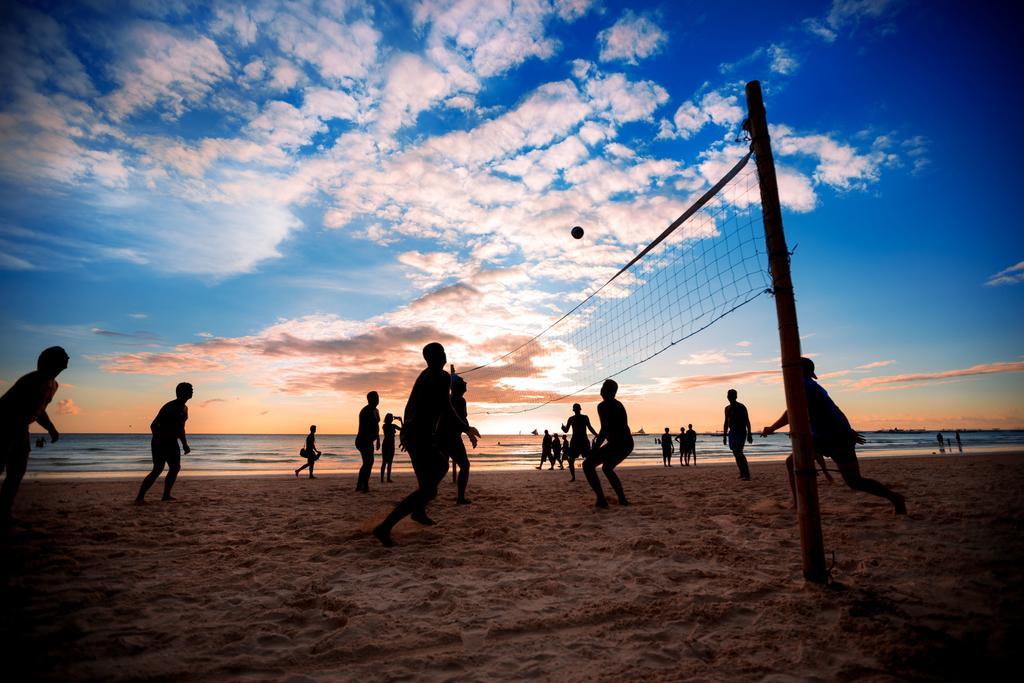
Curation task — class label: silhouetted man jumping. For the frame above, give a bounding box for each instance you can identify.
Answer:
[761,357,906,515]
[584,379,634,508]
[373,343,479,546]
[1,346,68,520]
[355,391,380,492]
[295,425,321,478]
[561,403,596,482]
[724,389,752,480]
[136,382,192,504]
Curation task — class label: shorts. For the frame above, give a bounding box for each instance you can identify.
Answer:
[151,438,181,469]
[727,432,747,452]
[815,437,857,465]
[1,429,30,474]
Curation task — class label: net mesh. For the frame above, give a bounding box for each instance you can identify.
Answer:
[463,152,770,413]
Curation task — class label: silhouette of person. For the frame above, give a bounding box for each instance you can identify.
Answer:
[584,379,634,508]
[762,357,905,514]
[136,382,193,504]
[355,391,381,492]
[381,413,402,483]
[955,429,962,452]
[373,343,479,547]
[674,426,687,466]
[661,427,673,466]
[0,346,69,520]
[936,432,945,453]
[551,433,563,470]
[295,425,321,478]
[537,429,552,469]
[724,389,752,480]
[441,371,475,504]
[561,403,596,482]
[687,424,698,466]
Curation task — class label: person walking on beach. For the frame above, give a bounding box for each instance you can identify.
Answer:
[936,432,945,453]
[355,391,380,492]
[373,343,479,547]
[295,425,322,478]
[551,433,563,470]
[955,429,962,452]
[562,403,596,482]
[1,346,69,520]
[761,357,906,515]
[441,371,475,504]
[584,379,634,508]
[537,429,553,469]
[136,382,193,504]
[380,413,402,483]
[660,427,673,466]
[686,424,698,466]
[724,389,753,480]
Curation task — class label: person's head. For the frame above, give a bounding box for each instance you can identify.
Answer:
[422,342,447,369]
[727,388,737,402]
[176,382,194,401]
[544,429,549,435]
[664,427,670,433]
[572,402,581,414]
[800,357,817,379]
[600,379,618,400]
[309,425,317,433]
[688,423,693,430]
[384,412,394,424]
[366,391,379,407]
[451,374,467,397]
[37,346,69,376]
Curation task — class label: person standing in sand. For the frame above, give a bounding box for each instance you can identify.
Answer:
[761,357,905,515]
[686,424,698,466]
[955,429,962,452]
[551,433,563,470]
[724,389,753,480]
[936,432,945,453]
[380,413,402,483]
[660,427,673,466]
[584,379,634,508]
[1,346,69,520]
[373,343,479,547]
[561,403,596,483]
[136,382,193,504]
[355,391,380,492]
[295,425,321,479]
[537,429,553,470]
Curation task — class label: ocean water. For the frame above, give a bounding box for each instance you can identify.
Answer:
[22,430,1024,478]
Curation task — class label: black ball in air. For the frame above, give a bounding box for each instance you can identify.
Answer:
[571,226,584,239]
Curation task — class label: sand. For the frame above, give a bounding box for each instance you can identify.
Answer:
[2,454,1022,682]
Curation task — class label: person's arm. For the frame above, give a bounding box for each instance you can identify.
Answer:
[723,407,729,445]
[180,406,190,454]
[586,416,598,437]
[745,408,753,444]
[37,410,59,442]
[560,419,570,433]
[761,411,789,437]
[815,453,834,483]
[593,406,607,449]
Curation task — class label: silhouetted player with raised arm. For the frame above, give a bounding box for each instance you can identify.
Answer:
[661,427,673,466]
[373,343,479,547]
[381,413,402,483]
[537,429,552,469]
[136,382,192,504]
[762,357,906,515]
[724,389,752,480]
[562,403,596,482]
[584,379,634,508]
[1,346,68,520]
[355,391,380,492]
[296,425,321,478]
[442,371,476,504]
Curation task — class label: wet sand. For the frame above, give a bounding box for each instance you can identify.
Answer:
[2,453,1021,681]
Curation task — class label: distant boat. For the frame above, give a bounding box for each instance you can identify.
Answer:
[634,427,647,436]
[531,429,539,436]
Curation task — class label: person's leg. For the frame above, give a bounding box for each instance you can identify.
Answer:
[308,459,315,478]
[785,454,797,505]
[568,456,576,481]
[386,454,393,482]
[601,444,631,506]
[836,452,906,514]
[737,447,750,480]
[453,443,470,504]
[536,452,546,469]
[136,442,167,503]
[0,433,30,519]
[296,461,310,476]
[162,454,181,500]
[582,452,607,507]
[374,449,436,545]
[356,443,374,492]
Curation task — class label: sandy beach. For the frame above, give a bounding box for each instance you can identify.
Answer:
[2,453,1021,681]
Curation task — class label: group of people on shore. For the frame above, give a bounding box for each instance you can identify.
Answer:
[656,425,698,467]
[1,344,908,537]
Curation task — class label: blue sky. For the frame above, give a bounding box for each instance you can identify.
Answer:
[1,0,1021,433]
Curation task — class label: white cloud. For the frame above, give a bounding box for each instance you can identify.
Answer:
[768,44,798,75]
[679,350,732,365]
[985,261,1024,287]
[667,90,744,140]
[597,10,667,65]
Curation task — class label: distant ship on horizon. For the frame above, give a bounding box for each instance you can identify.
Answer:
[634,427,647,436]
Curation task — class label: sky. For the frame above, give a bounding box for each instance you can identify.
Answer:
[1,0,1022,435]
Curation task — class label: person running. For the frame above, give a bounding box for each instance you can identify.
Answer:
[355,391,381,492]
[561,403,596,482]
[551,433,563,470]
[761,357,906,515]
[295,424,322,478]
[660,427,673,466]
[380,413,402,483]
[373,343,479,547]
[441,372,475,504]
[136,382,193,504]
[1,346,69,520]
[724,389,753,480]
[536,429,553,470]
[584,379,634,508]
[686,424,698,466]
